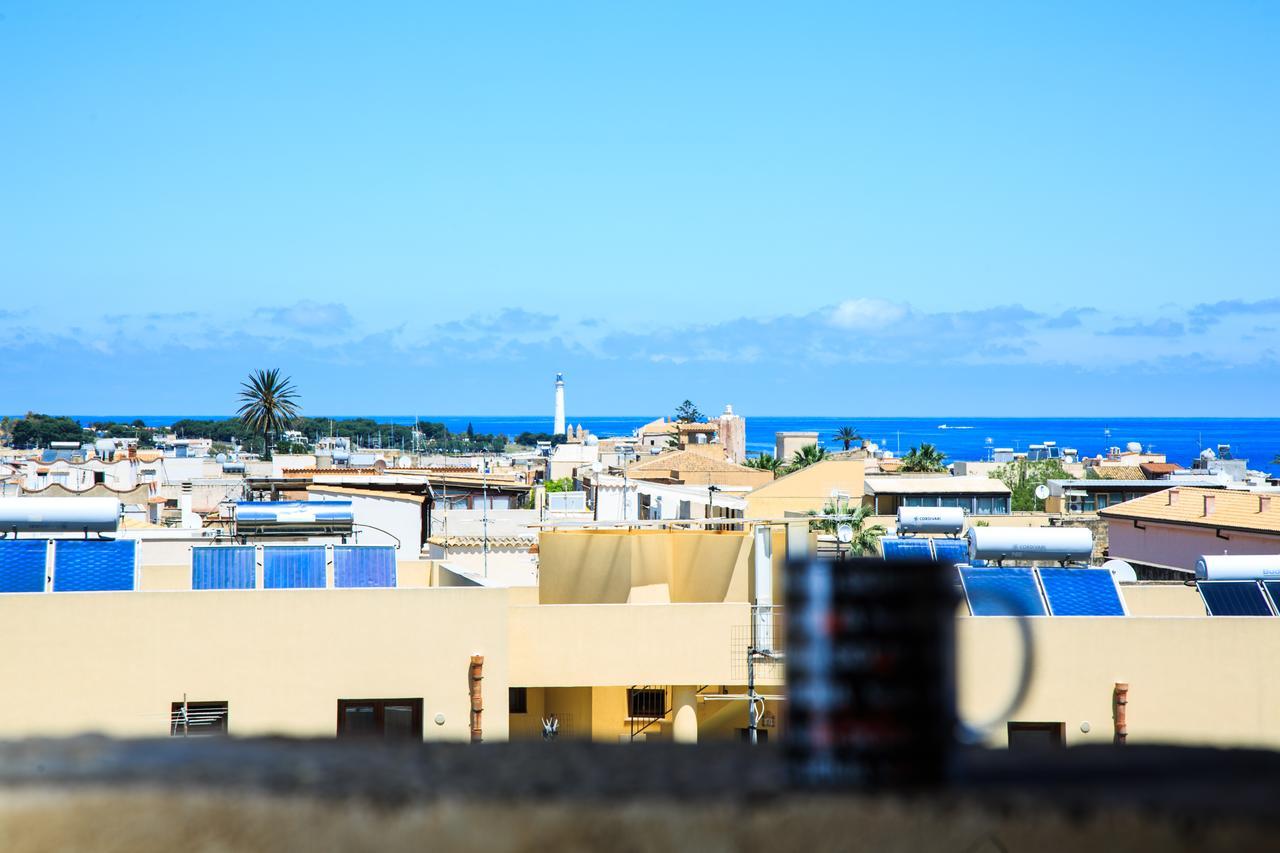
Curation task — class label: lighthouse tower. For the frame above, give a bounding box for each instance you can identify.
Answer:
[553,373,566,435]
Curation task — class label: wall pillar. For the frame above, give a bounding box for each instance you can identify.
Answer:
[672,686,698,744]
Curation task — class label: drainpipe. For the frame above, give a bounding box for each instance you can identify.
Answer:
[469,655,484,743]
[1113,682,1128,745]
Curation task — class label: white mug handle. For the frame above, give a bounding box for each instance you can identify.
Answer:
[956,588,1035,745]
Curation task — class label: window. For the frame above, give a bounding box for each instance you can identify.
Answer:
[170,701,229,737]
[509,687,528,714]
[678,500,692,520]
[1007,721,1065,750]
[141,469,157,482]
[337,699,423,739]
[93,471,106,485]
[627,688,666,719]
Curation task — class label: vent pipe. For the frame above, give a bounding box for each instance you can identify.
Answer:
[469,655,484,743]
[1113,682,1128,745]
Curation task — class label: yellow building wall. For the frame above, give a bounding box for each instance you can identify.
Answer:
[508,603,768,687]
[0,588,510,741]
[537,530,751,605]
[958,615,1280,748]
[744,459,865,519]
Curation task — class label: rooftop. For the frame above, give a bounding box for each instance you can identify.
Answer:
[1099,486,1280,534]
[864,475,1011,495]
[626,449,757,476]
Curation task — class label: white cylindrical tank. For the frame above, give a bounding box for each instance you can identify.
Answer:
[1195,554,1280,581]
[0,498,121,533]
[896,506,965,536]
[968,526,1093,563]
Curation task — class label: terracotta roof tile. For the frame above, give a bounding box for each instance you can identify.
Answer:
[1099,487,1280,534]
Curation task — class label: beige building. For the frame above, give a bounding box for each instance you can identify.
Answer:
[774,431,819,464]
[4,494,1280,750]
[744,457,865,519]
[625,449,773,489]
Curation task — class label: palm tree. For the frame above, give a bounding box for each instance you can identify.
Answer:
[1273,453,1280,466]
[787,443,827,472]
[237,368,300,460]
[901,442,947,473]
[745,452,784,478]
[807,502,886,556]
[833,425,861,451]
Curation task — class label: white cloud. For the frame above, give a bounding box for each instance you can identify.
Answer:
[828,298,908,330]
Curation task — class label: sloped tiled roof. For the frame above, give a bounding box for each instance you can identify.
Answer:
[1091,465,1146,480]
[1099,487,1280,534]
[628,449,754,475]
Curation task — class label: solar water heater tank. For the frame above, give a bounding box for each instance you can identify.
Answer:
[0,497,121,533]
[967,526,1092,563]
[1195,554,1280,581]
[896,506,965,535]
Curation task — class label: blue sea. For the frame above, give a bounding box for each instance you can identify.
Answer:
[58,415,1280,472]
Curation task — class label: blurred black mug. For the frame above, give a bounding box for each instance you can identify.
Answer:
[786,557,1032,788]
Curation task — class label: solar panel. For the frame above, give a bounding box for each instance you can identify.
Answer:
[192,546,256,590]
[333,546,396,588]
[0,540,49,593]
[1198,581,1274,616]
[53,540,136,592]
[932,538,969,565]
[959,567,1046,616]
[1263,581,1280,613]
[881,537,935,561]
[262,546,326,589]
[1038,568,1125,616]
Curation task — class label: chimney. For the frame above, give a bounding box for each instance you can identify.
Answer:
[1167,488,1180,506]
[1262,495,1273,513]
[1203,494,1216,517]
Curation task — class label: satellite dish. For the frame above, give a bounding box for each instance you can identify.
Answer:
[215,453,227,464]
[836,523,854,544]
[1102,559,1137,583]
[1034,484,1050,501]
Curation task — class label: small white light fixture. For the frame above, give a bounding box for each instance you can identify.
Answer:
[1079,721,1091,733]
[434,713,446,726]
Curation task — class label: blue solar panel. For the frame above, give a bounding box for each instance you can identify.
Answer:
[263,546,326,589]
[959,567,1046,616]
[881,537,935,560]
[0,540,49,593]
[53,540,136,592]
[1038,568,1125,616]
[1198,581,1274,616]
[333,546,396,588]
[932,539,969,565]
[1263,582,1280,613]
[192,546,256,590]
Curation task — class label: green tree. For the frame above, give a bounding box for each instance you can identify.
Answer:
[990,458,1070,512]
[237,369,301,460]
[833,425,861,450]
[807,502,886,556]
[787,443,827,472]
[901,442,947,473]
[1273,453,1280,466]
[9,413,87,448]
[745,452,784,478]
[543,477,575,493]
[673,400,704,423]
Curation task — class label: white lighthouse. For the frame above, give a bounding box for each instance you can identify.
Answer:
[553,373,566,436]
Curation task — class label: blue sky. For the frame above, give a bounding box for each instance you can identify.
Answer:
[1,2,1277,416]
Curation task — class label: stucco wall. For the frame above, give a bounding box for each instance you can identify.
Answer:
[1107,519,1280,573]
[958,615,1280,748]
[745,459,865,519]
[537,529,751,605]
[0,588,509,741]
